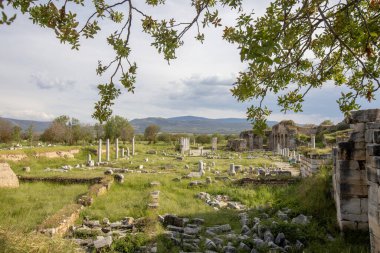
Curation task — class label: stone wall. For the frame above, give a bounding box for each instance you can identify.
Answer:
[227,139,247,152]
[300,154,331,177]
[333,109,380,252]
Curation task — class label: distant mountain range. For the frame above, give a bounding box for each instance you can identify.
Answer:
[0,117,51,133]
[130,116,278,134]
[0,116,278,134]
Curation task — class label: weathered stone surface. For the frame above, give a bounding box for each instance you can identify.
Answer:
[340,198,362,215]
[93,236,112,249]
[150,181,160,187]
[163,214,185,227]
[366,165,378,184]
[337,142,355,160]
[367,144,380,157]
[104,169,113,175]
[291,214,310,225]
[0,163,19,188]
[114,173,124,183]
[348,109,380,124]
[23,166,31,172]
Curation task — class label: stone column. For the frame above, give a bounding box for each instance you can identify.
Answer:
[115,138,119,160]
[180,137,185,154]
[198,160,204,172]
[127,147,130,157]
[106,139,110,161]
[248,134,253,151]
[211,137,218,151]
[121,148,125,158]
[311,135,316,149]
[229,163,236,175]
[132,136,135,156]
[98,139,102,163]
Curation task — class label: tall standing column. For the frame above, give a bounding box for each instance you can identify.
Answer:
[311,135,316,149]
[98,139,102,163]
[106,139,110,161]
[115,138,119,160]
[121,148,125,158]
[132,136,135,156]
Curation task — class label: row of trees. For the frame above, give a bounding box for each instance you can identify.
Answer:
[41,115,135,144]
[1,116,239,145]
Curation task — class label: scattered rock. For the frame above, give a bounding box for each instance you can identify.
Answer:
[292,214,310,225]
[114,173,124,183]
[93,236,112,249]
[104,169,113,175]
[150,181,160,187]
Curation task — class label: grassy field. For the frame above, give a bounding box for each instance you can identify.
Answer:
[0,182,88,232]
[81,168,369,252]
[1,142,277,179]
[0,142,371,252]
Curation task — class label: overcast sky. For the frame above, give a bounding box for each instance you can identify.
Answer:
[1,1,379,124]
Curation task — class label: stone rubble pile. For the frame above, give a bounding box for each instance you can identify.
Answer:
[197,192,246,211]
[157,209,311,253]
[227,164,292,178]
[71,216,140,251]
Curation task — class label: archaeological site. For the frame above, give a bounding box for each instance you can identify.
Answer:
[1,0,379,252]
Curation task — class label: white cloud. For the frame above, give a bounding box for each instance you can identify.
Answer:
[30,73,76,91]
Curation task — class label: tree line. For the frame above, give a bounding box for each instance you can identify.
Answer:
[0,116,237,145]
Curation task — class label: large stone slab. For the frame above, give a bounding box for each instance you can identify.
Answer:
[0,163,19,188]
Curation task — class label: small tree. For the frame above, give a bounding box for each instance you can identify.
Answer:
[144,124,160,144]
[104,115,134,142]
[157,133,172,143]
[0,119,13,143]
[12,126,22,143]
[195,134,211,145]
[320,120,334,126]
[26,125,34,145]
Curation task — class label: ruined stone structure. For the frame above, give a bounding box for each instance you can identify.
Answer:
[271,121,298,150]
[239,131,263,150]
[227,139,247,152]
[0,163,19,188]
[300,154,331,177]
[271,120,317,151]
[332,109,380,252]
